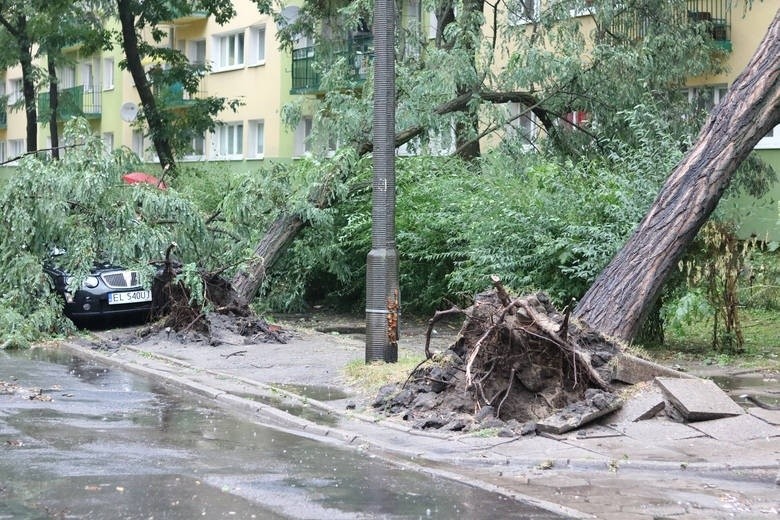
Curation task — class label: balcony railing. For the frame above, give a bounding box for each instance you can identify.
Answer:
[37,85,102,122]
[607,0,731,51]
[291,35,374,94]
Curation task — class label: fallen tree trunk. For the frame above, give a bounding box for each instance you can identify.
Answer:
[574,12,780,342]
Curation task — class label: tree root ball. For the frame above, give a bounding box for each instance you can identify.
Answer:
[374,289,623,434]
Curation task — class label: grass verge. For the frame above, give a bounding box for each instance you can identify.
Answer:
[646,308,780,370]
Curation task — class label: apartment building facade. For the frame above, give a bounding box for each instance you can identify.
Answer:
[0,1,776,240]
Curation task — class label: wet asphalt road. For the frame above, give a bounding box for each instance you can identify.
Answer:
[0,348,566,519]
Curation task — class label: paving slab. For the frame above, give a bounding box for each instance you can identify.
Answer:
[484,435,606,462]
[605,386,665,424]
[688,413,780,442]
[537,391,623,434]
[616,418,705,442]
[655,377,744,421]
[562,434,689,462]
[748,407,780,426]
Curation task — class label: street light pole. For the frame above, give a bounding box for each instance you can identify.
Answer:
[365,0,399,363]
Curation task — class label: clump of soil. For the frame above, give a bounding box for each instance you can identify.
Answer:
[372,285,622,434]
[137,311,291,346]
[141,244,291,346]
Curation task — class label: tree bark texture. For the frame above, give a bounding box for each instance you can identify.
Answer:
[574,11,780,342]
[47,56,60,160]
[231,213,306,307]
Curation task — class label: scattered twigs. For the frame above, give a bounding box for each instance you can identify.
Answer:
[221,350,247,359]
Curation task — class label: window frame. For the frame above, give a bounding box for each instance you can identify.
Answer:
[248,119,265,159]
[214,122,244,160]
[102,58,115,90]
[294,116,313,158]
[248,25,266,67]
[214,31,246,71]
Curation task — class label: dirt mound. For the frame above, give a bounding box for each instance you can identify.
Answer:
[134,311,292,347]
[372,286,623,435]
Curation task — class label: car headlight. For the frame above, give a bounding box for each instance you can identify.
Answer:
[85,276,99,288]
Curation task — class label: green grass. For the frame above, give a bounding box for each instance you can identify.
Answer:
[648,308,780,369]
[343,353,426,395]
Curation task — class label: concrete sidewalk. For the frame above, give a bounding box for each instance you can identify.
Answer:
[57,322,780,520]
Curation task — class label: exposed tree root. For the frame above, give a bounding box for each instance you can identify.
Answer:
[148,243,286,345]
[374,278,623,432]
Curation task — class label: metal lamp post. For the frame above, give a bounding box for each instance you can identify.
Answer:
[365,0,399,363]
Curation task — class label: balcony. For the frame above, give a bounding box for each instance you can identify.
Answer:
[607,0,731,51]
[164,2,207,24]
[37,85,102,122]
[291,34,374,94]
[154,80,204,108]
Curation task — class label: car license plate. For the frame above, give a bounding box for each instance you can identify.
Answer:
[108,290,152,305]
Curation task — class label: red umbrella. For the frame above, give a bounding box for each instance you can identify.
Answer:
[122,172,167,190]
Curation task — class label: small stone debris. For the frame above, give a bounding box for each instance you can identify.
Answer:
[655,377,744,421]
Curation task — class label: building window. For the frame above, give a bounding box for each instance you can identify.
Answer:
[686,85,729,115]
[294,117,312,157]
[428,9,438,39]
[215,123,244,159]
[8,79,23,105]
[190,39,207,66]
[9,139,26,162]
[103,58,114,90]
[132,130,145,159]
[214,31,245,70]
[248,26,266,66]
[57,66,76,89]
[101,132,114,152]
[248,120,264,158]
[183,133,205,160]
[0,141,6,164]
[559,110,590,130]
[82,62,95,92]
[507,102,538,142]
[756,124,780,150]
[508,0,539,25]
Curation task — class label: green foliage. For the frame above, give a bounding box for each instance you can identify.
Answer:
[739,247,780,310]
[0,119,210,347]
[260,104,686,314]
[662,288,713,339]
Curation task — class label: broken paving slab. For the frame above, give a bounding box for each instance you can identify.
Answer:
[655,377,744,422]
[537,390,623,435]
[610,353,694,384]
[605,385,665,424]
[616,418,705,442]
[688,413,780,442]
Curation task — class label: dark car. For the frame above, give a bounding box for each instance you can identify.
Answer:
[45,260,154,325]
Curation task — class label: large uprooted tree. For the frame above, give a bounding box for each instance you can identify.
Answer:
[574,11,779,343]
